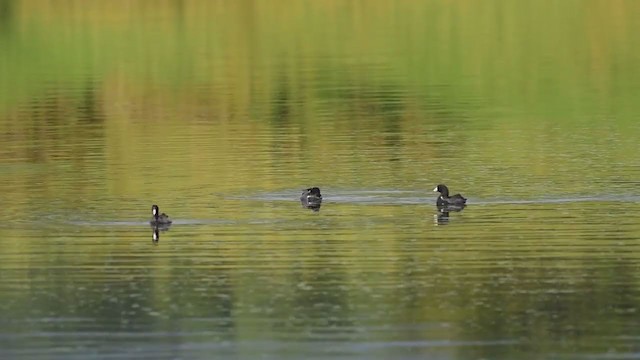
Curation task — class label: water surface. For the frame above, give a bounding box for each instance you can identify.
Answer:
[1,1,640,359]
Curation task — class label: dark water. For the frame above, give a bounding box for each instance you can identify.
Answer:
[2,1,640,359]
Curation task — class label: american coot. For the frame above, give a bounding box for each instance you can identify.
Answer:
[150,204,172,226]
[300,187,322,211]
[433,184,467,208]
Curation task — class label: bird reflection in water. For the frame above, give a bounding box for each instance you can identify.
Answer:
[151,223,171,243]
[152,227,160,243]
[434,204,466,225]
[303,202,321,212]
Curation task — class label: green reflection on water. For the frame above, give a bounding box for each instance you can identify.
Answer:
[1,1,640,359]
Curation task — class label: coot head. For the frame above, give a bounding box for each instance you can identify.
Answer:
[305,187,322,197]
[301,187,322,200]
[433,184,450,197]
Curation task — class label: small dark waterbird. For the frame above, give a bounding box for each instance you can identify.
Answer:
[433,184,467,208]
[150,204,172,226]
[300,187,322,210]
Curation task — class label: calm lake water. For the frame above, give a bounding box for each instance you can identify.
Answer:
[2,1,640,359]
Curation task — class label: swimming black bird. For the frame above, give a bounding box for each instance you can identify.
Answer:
[150,204,172,226]
[433,184,467,208]
[300,187,322,211]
